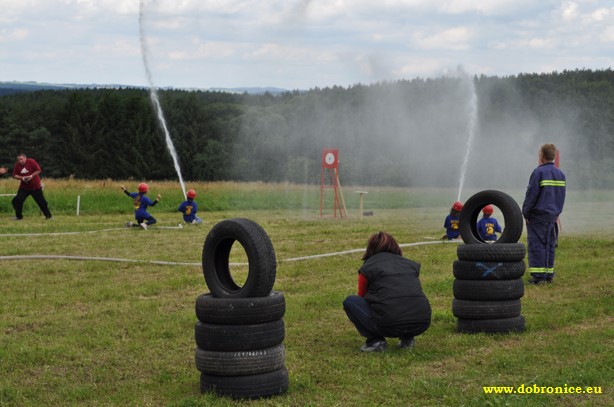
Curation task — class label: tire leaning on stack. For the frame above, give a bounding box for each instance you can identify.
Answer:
[195,218,288,399]
[453,190,527,334]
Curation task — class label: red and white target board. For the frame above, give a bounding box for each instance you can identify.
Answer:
[322,149,339,169]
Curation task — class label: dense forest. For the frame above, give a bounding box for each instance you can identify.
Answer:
[1,69,613,189]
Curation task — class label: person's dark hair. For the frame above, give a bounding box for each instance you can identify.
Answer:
[362,231,403,261]
[541,144,557,162]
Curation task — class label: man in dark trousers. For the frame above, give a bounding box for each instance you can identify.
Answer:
[522,144,566,284]
[11,153,53,220]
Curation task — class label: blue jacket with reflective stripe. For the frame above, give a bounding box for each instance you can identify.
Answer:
[522,162,566,223]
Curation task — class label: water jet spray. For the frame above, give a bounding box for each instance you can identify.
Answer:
[457,75,478,202]
[139,0,187,200]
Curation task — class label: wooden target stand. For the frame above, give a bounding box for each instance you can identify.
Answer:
[320,149,347,218]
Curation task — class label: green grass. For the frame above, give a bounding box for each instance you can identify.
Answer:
[0,182,612,406]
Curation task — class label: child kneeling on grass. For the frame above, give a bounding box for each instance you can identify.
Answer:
[121,183,160,230]
[477,205,502,242]
[442,201,463,240]
[178,189,202,224]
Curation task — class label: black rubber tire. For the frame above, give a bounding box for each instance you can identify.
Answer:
[195,291,285,324]
[195,320,285,351]
[457,243,526,262]
[195,344,285,376]
[453,260,525,280]
[457,315,525,334]
[200,367,289,399]
[453,279,524,301]
[202,218,276,298]
[459,190,523,244]
[452,299,521,319]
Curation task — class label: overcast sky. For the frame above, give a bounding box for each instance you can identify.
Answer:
[1,0,613,90]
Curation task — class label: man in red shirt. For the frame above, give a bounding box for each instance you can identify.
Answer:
[11,153,53,220]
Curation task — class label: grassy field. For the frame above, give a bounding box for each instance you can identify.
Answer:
[0,180,612,406]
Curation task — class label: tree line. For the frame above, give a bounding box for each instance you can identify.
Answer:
[1,69,613,188]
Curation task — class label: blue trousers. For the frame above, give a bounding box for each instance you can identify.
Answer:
[526,221,558,281]
[135,210,157,225]
[343,295,386,345]
[343,295,429,345]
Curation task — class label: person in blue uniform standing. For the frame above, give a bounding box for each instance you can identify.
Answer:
[121,183,161,230]
[178,189,202,224]
[442,201,463,240]
[477,205,502,242]
[522,144,566,284]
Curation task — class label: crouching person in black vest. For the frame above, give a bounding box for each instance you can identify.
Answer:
[343,231,431,352]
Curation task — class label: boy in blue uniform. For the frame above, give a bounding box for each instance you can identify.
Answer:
[477,204,502,241]
[522,144,566,284]
[178,189,202,224]
[442,201,463,240]
[121,183,161,230]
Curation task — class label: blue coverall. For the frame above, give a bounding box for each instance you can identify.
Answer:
[125,191,159,225]
[444,214,461,239]
[178,198,202,224]
[522,161,566,282]
[477,215,502,241]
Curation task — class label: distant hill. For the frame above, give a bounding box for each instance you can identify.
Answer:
[0,82,74,95]
[0,81,289,96]
[208,87,289,95]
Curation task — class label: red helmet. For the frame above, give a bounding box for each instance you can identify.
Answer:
[482,205,494,215]
[187,189,196,199]
[138,183,149,193]
[452,201,463,211]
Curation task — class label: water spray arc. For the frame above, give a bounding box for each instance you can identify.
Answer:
[139,0,187,200]
[457,76,478,202]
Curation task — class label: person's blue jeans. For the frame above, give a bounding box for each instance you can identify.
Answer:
[343,295,386,345]
[343,295,430,345]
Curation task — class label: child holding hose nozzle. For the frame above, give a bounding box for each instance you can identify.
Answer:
[343,232,431,352]
[178,189,202,224]
[442,201,463,240]
[121,183,160,230]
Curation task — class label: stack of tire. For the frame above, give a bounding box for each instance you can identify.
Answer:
[453,190,527,334]
[195,218,289,399]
